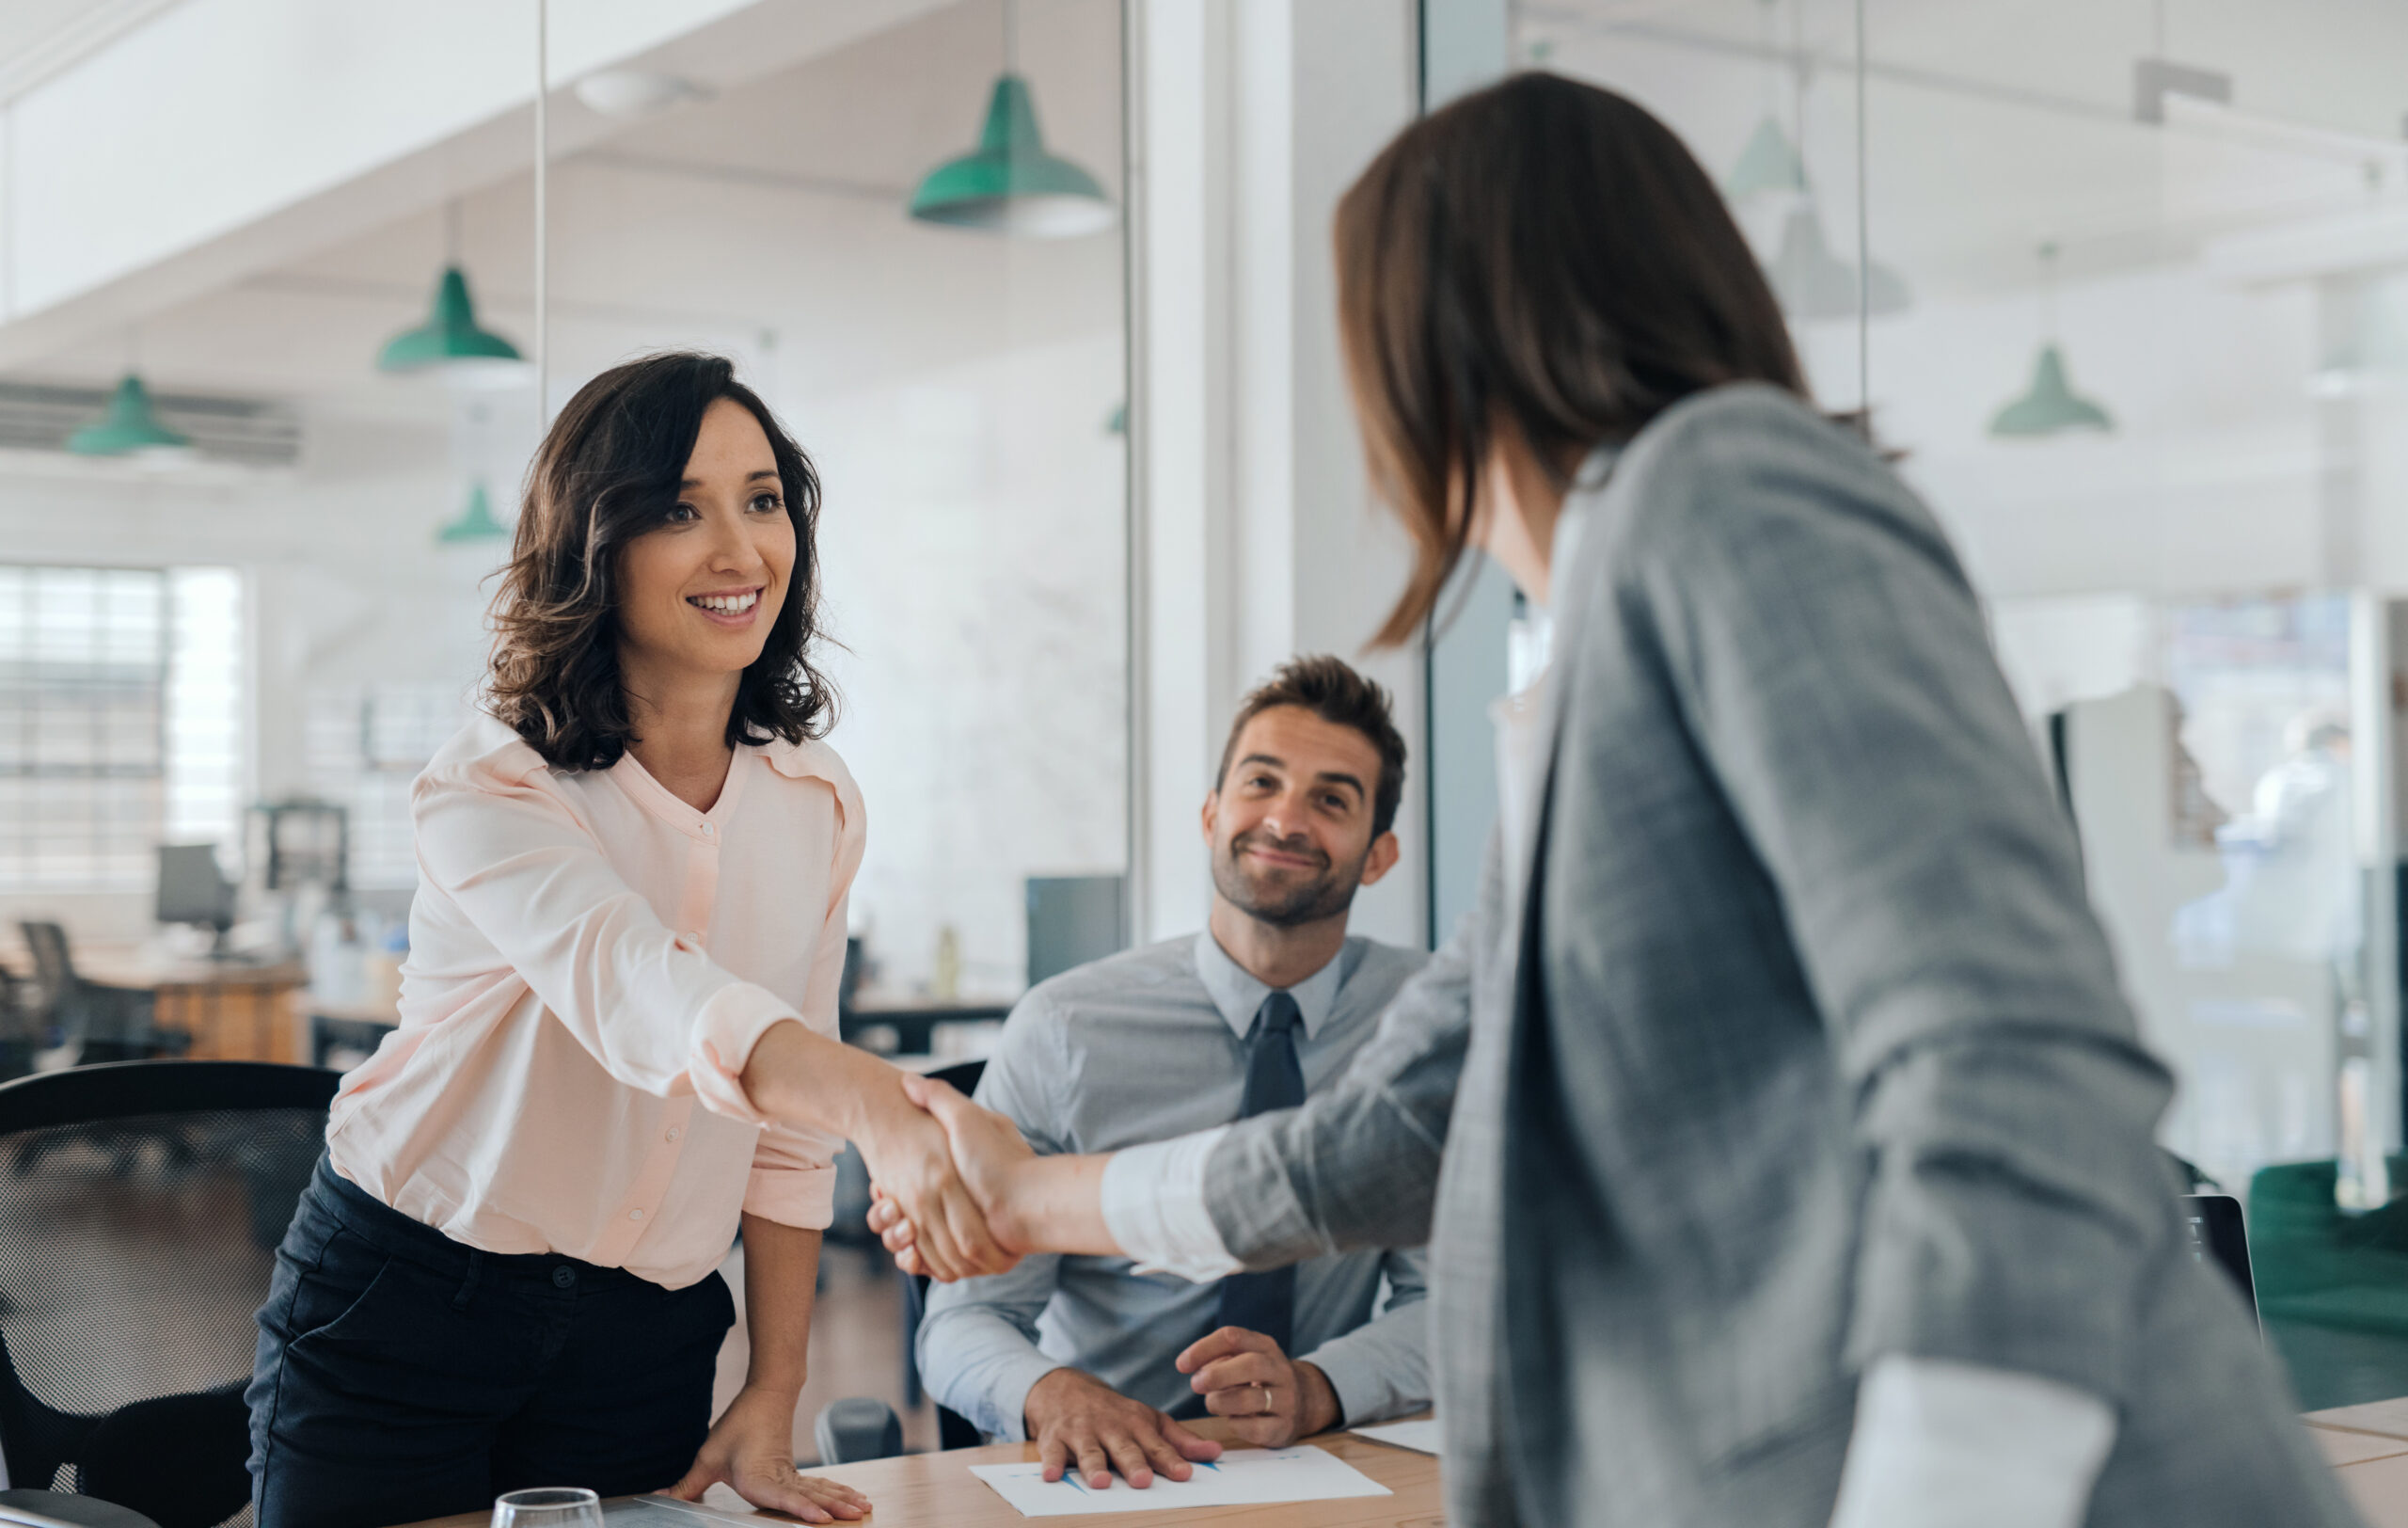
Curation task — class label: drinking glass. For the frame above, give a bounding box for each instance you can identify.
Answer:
[492,1487,605,1528]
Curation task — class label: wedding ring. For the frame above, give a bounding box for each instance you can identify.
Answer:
[1255,1381,1272,1413]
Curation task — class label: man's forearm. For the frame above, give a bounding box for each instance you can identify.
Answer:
[993,1153,1118,1257]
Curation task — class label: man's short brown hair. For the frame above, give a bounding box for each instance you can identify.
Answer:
[1214,656,1409,837]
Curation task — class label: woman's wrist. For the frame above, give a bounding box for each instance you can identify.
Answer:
[742,1020,895,1142]
[732,1377,804,1412]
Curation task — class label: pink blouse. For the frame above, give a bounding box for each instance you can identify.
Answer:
[325,713,864,1289]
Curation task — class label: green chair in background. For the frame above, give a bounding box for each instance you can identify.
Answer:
[2248,1157,2408,1410]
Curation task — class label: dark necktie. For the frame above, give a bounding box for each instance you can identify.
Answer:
[1212,990,1305,1352]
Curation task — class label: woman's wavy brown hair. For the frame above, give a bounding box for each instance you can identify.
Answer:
[1338,72,1808,646]
[486,351,836,769]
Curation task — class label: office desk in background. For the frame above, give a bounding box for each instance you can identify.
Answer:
[1,940,308,1063]
[391,1421,1438,1528]
[839,993,1011,1058]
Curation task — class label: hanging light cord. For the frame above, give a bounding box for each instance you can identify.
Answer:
[534,0,549,425]
[2039,241,2060,342]
[1854,0,1869,415]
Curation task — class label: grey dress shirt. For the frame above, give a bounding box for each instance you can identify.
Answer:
[916,931,1433,1441]
[1198,385,2362,1528]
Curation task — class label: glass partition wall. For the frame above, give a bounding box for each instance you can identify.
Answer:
[1518,0,2408,1407]
[0,0,1130,1005]
[0,0,1129,1456]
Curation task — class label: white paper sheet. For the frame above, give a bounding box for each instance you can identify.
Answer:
[968,1444,1393,1517]
[1351,1418,1442,1456]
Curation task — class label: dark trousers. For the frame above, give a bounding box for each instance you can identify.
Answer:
[246,1156,735,1528]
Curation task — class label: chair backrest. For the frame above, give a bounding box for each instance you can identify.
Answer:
[0,1062,338,1526]
[901,1058,990,1451]
[14,927,73,1018]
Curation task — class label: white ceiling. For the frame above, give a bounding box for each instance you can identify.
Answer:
[1522,0,2408,300]
[11,0,1124,426]
[0,0,181,99]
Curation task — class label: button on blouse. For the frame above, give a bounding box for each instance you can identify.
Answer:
[325,713,865,1289]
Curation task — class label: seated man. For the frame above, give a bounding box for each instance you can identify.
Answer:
[916,655,1431,1490]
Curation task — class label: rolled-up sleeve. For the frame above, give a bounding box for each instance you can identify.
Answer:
[413,758,801,1124]
[743,1120,840,1230]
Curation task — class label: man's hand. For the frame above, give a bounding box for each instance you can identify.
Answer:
[666,1385,869,1523]
[1023,1367,1223,1489]
[851,1072,1022,1282]
[1175,1327,1341,1447]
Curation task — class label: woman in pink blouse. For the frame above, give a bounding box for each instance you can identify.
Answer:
[245,352,1003,1528]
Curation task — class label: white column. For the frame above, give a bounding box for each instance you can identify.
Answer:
[1129,0,1423,947]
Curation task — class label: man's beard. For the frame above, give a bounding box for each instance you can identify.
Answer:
[1212,827,1367,928]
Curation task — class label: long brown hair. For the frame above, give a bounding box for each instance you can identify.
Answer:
[487,351,836,769]
[1338,72,1808,645]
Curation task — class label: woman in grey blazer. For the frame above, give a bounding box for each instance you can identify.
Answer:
[878,73,2361,1528]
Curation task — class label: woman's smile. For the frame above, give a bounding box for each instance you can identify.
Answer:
[688,584,766,626]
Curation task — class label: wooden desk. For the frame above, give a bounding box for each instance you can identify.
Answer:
[391,1401,2408,1528]
[2302,1400,2408,1525]
[2,940,307,1064]
[394,1420,1439,1528]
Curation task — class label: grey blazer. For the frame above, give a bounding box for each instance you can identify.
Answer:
[1203,385,2359,1527]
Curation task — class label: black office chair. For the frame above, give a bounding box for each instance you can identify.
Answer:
[0,1061,339,1528]
[815,1059,987,1464]
[0,970,40,1085]
[14,928,177,1068]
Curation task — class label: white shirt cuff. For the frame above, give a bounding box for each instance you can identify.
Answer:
[1099,1127,1243,1281]
[1827,1356,2116,1528]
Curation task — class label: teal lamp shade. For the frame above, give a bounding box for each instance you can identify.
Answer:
[910,74,1115,238]
[1989,344,2114,437]
[68,374,191,456]
[1723,115,1808,199]
[377,266,523,374]
[437,481,510,543]
[1766,205,1909,321]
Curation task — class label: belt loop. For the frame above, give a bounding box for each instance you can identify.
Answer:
[454,1249,484,1312]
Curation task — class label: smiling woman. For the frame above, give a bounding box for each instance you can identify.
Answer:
[244,351,1014,1528]
[488,351,834,776]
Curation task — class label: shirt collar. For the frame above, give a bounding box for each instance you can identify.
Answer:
[1192,929,1347,1042]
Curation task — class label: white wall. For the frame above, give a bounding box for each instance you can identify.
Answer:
[1131,0,1426,950]
[802,330,1127,995]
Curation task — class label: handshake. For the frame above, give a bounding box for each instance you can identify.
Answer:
[855,1072,1044,1282]
[856,1074,1344,1482]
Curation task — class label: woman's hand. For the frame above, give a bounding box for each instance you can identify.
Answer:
[739,1023,1016,1281]
[853,1077,1020,1281]
[666,1385,868,1523]
[871,1074,1038,1279]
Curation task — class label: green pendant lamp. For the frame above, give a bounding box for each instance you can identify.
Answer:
[910,0,1114,238]
[377,266,523,374]
[1725,114,1808,200]
[1724,1,1807,200]
[68,374,191,456]
[377,202,526,383]
[437,480,510,543]
[1989,244,2114,438]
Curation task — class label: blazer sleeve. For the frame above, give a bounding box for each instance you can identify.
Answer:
[410,754,811,1127]
[1200,836,1490,1269]
[1617,394,2178,1408]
